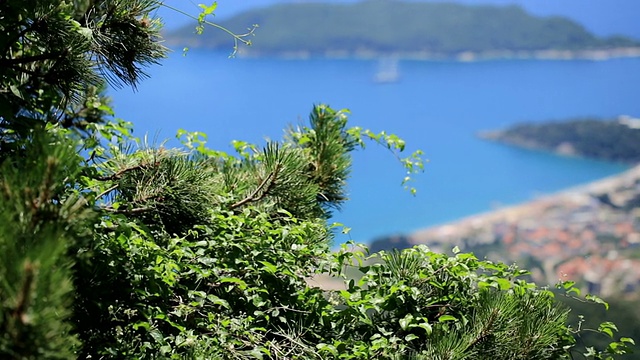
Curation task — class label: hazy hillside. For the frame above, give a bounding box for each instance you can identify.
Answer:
[167,1,639,58]
[158,0,640,39]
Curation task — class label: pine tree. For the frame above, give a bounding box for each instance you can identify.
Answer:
[0,0,166,358]
[0,130,93,358]
[0,0,166,149]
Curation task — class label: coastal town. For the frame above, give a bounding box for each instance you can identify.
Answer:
[403,165,640,299]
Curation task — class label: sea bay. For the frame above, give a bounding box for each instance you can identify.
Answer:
[110,51,639,243]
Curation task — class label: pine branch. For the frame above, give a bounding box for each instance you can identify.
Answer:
[96,184,118,200]
[102,206,150,214]
[13,261,35,326]
[95,161,159,181]
[467,306,499,350]
[0,52,65,66]
[231,165,280,209]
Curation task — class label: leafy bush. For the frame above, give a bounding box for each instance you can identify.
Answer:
[64,106,632,359]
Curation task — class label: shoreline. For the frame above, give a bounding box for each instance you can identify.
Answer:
[166,42,640,62]
[408,164,640,243]
[226,47,640,62]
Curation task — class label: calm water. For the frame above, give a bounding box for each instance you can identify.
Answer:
[110,51,639,243]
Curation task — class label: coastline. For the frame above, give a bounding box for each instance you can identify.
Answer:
[409,164,640,244]
[403,164,640,298]
[227,46,640,62]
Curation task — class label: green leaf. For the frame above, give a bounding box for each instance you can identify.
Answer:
[598,322,618,338]
[206,294,230,308]
[586,294,609,310]
[149,329,163,343]
[438,315,457,322]
[620,337,635,345]
[316,343,338,356]
[247,348,264,359]
[219,277,247,290]
[405,334,418,341]
[399,314,414,330]
[567,287,581,296]
[416,322,433,335]
[132,321,150,331]
[259,261,278,274]
[495,278,512,290]
[198,2,218,16]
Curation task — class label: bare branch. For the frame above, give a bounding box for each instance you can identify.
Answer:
[231,164,281,209]
[102,206,150,214]
[96,184,118,200]
[94,161,159,181]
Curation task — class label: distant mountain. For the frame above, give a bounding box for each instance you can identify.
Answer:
[167,1,640,58]
[159,1,640,39]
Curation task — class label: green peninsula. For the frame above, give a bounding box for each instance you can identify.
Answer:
[168,0,640,59]
[479,117,640,163]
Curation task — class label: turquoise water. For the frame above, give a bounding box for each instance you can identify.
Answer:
[110,51,638,243]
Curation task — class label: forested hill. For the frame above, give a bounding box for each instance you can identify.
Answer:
[479,117,640,163]
[167,1,640,58]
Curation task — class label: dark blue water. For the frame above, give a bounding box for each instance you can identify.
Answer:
[110,51,638,243]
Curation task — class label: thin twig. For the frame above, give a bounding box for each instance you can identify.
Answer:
[95,161,158,181]
[102,206,150,214]
[96,184,118,200]
[157,2,257,56]
[0,52,63,65]
[13,261,35,325]
[231,165,280,209]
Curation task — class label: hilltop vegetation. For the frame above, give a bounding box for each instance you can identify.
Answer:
[1,1,635,359]
[480,117,640,163]
[168,0,639,58]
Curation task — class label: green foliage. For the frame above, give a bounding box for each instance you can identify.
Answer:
[482,118,640,163]
[160,0,257,56]
[0,129,92,359]
[0,1,634,359]
[70,104,360,358]
[167,1,638,56]
[318,245,574,359]
[67,109,631,358]
[0,0,167,136]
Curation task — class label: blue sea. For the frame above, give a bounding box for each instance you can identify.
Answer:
[110,51,640,243]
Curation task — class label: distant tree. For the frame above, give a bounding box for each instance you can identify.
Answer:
[490,119,640,163]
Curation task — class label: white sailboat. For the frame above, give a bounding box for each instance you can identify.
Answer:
[373,57,400,84]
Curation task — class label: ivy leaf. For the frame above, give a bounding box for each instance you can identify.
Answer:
[598,322,618,338]
[219,277,247,290]
[199,2,218,15]
[586,294,609,310]
[259,261,278,274]
[438,315,457,322]
[399,314,414,330]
